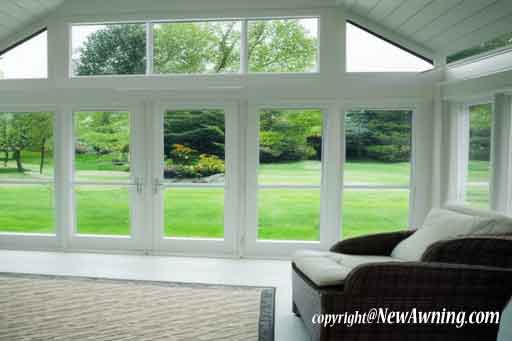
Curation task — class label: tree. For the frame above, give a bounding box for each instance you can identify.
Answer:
[74,20,317,75]
[74,24,146,75]
[29,114,53,174]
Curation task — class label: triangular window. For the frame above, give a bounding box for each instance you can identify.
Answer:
[0,29,47,79]
[346,21,433,72]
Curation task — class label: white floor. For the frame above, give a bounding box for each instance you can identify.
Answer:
[0,250,309,341]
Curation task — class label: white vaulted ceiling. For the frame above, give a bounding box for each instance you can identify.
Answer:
[338,0,512,57]
[1,0,512,59]
[0,0,64,43]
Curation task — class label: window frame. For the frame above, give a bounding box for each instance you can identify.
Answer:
[0,105,58,249]
[67,105,147,252]
[244,102,341,258]
[68,16,321,78]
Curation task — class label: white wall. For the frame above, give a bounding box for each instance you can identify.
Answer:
[0,0,439,256]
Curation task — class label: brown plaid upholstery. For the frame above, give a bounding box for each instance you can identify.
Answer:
[293,231,512,341]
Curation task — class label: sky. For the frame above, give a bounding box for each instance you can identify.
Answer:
[0,20,431,78]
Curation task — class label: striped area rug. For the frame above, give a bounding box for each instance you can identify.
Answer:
[0,273,275,341]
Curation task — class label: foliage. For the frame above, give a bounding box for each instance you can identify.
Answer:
[0,112,53,172]
[346,110,412,162]
[469,104,492,161]
[164,110,225,159]
[259,109,321,163]
[164,154,224,179]
[74,24,146,75]
[74,20,317,75]
[169,144,199,165]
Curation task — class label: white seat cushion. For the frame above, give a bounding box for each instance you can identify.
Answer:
[293,250,401,287]
[391,208,497,261]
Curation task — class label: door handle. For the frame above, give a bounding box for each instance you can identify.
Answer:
[153,178,165,194]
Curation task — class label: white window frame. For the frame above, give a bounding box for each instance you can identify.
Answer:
[151,101,240,257]
[341,106,417,236]
[66,105,147,252]
[243,102,341,258]
[0,106,59,250]
[68,16,320,78]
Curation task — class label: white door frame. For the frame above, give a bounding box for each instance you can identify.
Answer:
[150,100,240,257]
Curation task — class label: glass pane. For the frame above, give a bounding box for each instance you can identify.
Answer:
[466,104,492,208]
[164,110,225,183]
[164,188,224,238]
[74,112,131,182]
[75,186,131,235]
[0,30,47,79]
[258,109,322,241]
[163,110,225,239]
[258,188,320,241]
[248,18,318,73]
[0,184,54,233]
[0,112,54,181]
[343,189,409,239]
[343,110,412,238]
[154,21,241,74]
[72,24,146,76]
[345,110,412,186]
[346,22,433,72]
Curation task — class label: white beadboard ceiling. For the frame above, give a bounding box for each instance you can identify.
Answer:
[339,0,512,57]
[2,0,512,58]
[0,0,64,44]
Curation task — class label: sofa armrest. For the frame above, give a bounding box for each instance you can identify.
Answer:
[329,230,415,255]
[421,235,512,268]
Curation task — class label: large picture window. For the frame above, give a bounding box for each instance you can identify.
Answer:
[465,104,492,208]
[73,111,132,235]
[0,112,55,233]
[343,110,412,238]
[257,109,323,241]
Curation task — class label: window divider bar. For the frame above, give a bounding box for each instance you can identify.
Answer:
[163,183,225,189]
[0,180,54,185]
[240,20,248,74]
[146,22,154,75]
[72,181,135,186]
[258,184,321,189]
[344,185,410,190]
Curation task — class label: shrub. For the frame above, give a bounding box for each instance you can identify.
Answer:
[193,154,224,177]
[169,144,198,165]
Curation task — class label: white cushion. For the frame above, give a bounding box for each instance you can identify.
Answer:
[293,250,401,287]
[391,208,497,261]
[444,203,512,234]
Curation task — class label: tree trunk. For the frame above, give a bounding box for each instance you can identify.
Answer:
[3,150,7,167]
[39,138,46,175]
[14,150,23,172]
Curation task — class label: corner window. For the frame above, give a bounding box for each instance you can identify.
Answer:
[72,24,147,76]
[346,21,432,72]
[248,18,318,73]
[0,29,47,79]
[465,104,492,208]
[447,32,512,64]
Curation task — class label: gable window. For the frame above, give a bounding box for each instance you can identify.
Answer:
[72,23,147,76]
[0,29,47,79]
[346,21,433,72]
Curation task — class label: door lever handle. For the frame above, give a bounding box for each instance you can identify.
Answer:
[153,178,164,194]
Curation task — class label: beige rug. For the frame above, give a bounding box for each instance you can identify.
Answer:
[0,273,275,341]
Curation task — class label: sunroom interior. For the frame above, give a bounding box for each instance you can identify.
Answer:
[0,0,511,340]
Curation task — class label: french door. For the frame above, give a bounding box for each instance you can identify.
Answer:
[150,102,240,256]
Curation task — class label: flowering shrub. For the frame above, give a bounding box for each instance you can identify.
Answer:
[169,144,198,165]
[164,152,224,179]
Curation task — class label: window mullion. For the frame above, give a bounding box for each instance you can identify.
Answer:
[146,22,154,75]
[240,20,248,74]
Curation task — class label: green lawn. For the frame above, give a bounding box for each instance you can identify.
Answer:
[0,158,491,240]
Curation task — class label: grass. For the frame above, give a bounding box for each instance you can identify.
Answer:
[0,156,491,240]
